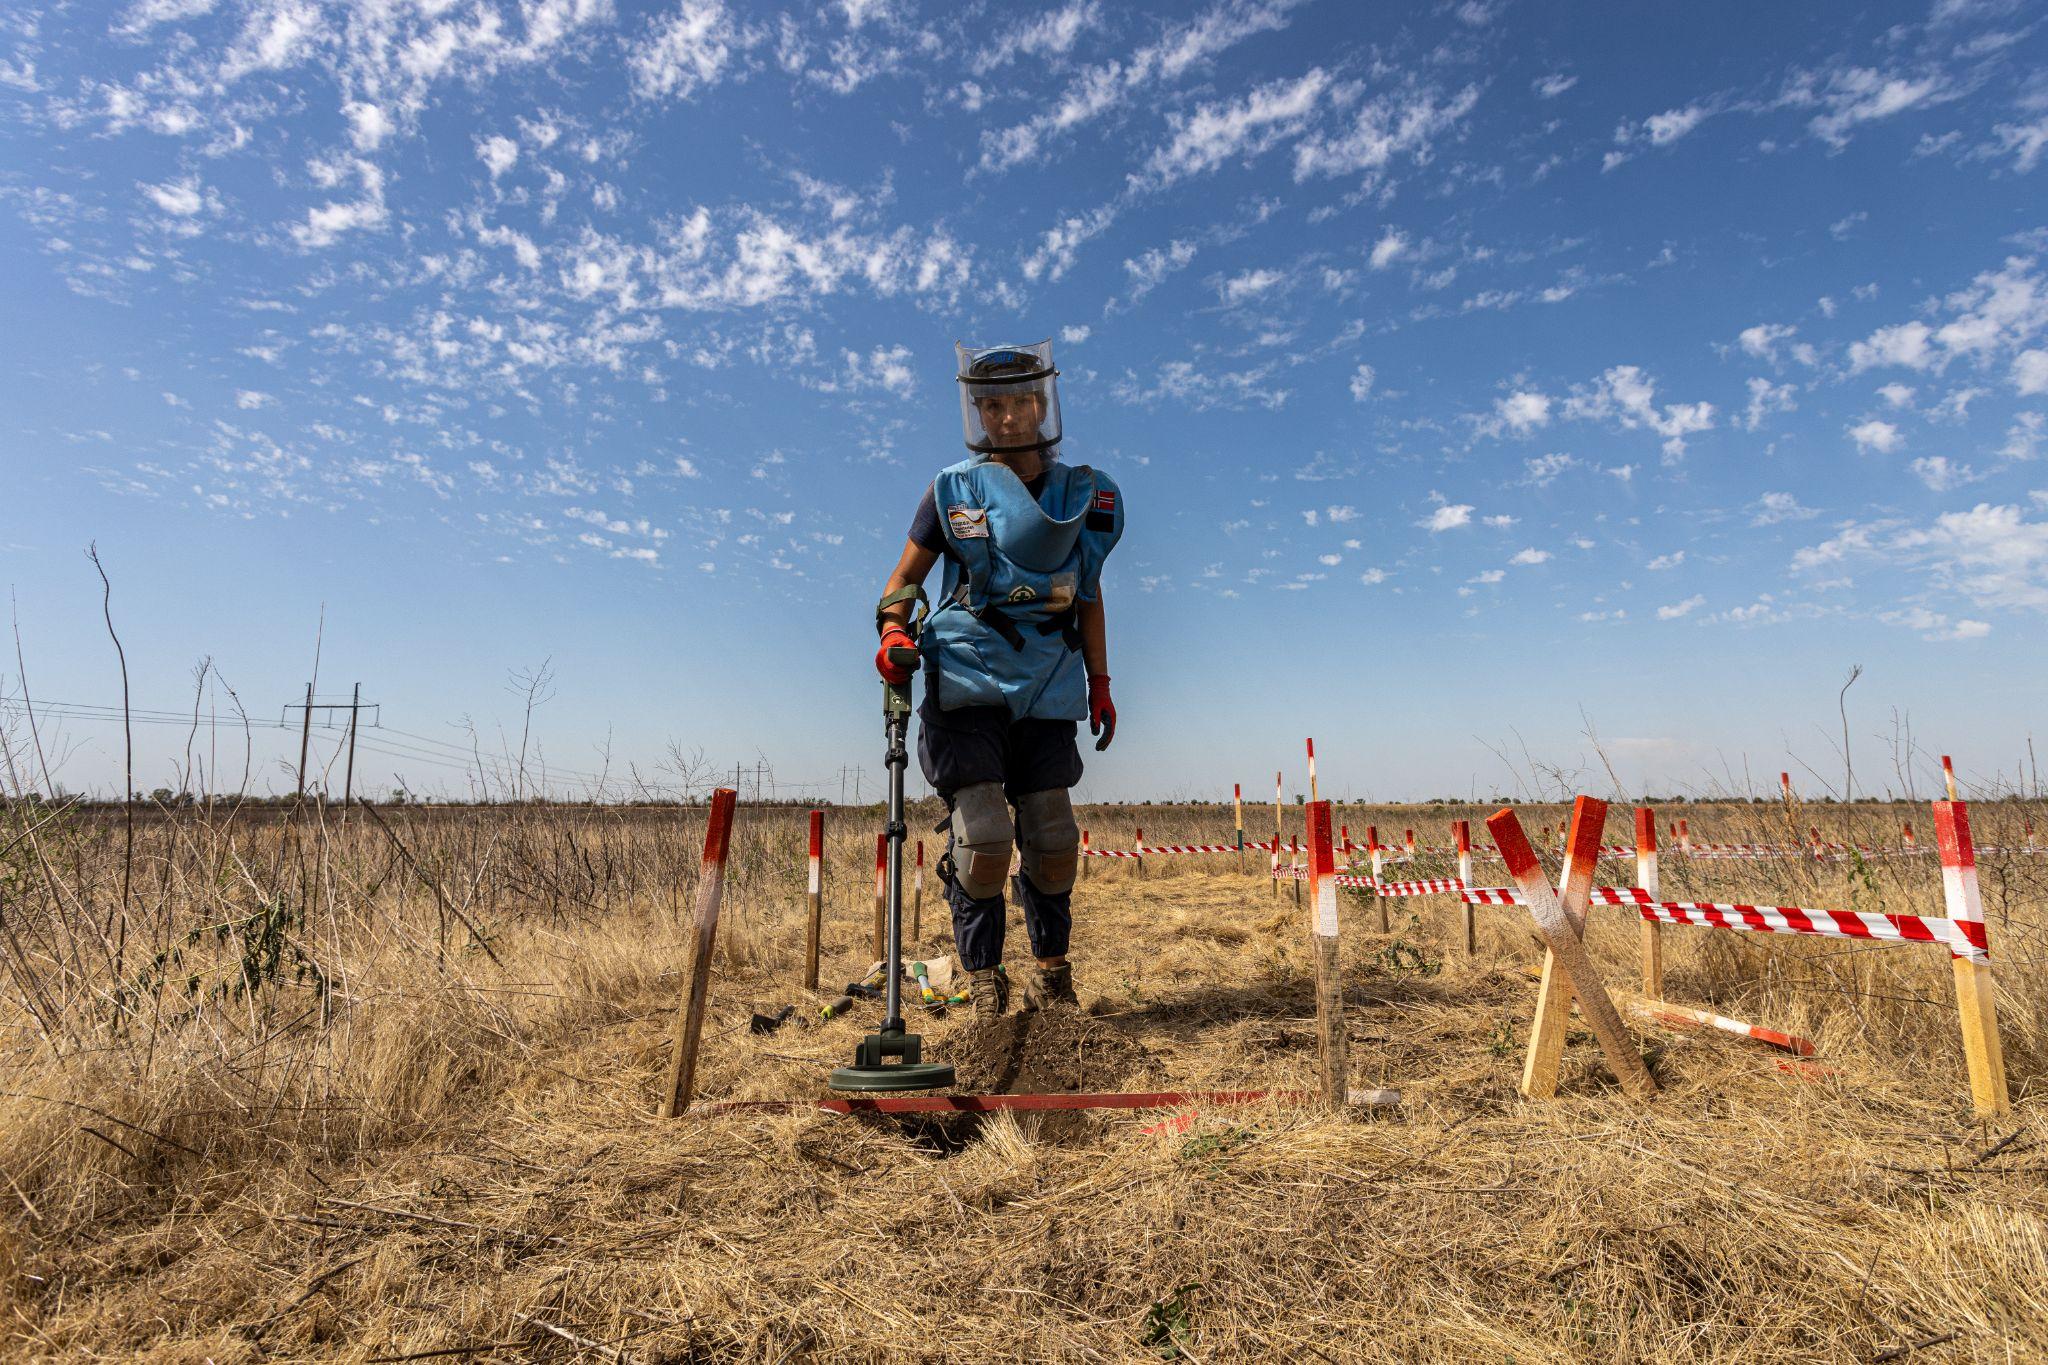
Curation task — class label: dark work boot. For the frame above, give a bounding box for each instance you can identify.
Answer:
[1021,962,1077,1012]
[970,965,1010,1019]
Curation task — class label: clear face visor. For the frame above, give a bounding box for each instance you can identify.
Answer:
[956,339,1062,458]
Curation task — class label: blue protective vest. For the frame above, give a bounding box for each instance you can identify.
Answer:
[921,457,1124,720]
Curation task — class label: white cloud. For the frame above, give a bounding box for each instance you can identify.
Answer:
[1877,382,1916,408]
[1142,68,1330,187]
[1647,551,1684,570]
[1848,418,1902,454]
[1318,553,1341,566]
[969,0,1099,74]
[1911,455,1976,491]
[1657,594,1705,620]
[1848,320,1936,372]
[1743,377,1797,431]
[1022,203,1118,282]
[477,134,519,179]
[1347,364,1375,401]
[2014,350,2048,396]
[290,158,387,248]
[1292,82,1480,180]
[1804,67,1946,149]
[1471,569,1505,584]
[1510,548,1550,565]
[140,177,204,216]
[1061,324,1091,345]
[978,0,1307,172]
[631,1,744,102]
[1221,267,1285,304]
[1359,568,1386,585]
[234,389,271,409]
[1369,229,1409,270]
[1496,390,1551,435]
[1753,492,1817,525]
[1739,322,1798,362]
[1533,73,1576,99]
[1561,365,1714,458]
[1523,452,1576,485]
[1324,504,1357,522]
[1482,514,1517,528]
[344,101,392,151]
[1123,239,1197,300]
[1639,104,1708,146]
[1423,503,1473,532]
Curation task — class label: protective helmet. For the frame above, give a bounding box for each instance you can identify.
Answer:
[956,339,1062,458]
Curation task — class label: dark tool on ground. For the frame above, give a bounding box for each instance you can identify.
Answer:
[829,629,956,1092]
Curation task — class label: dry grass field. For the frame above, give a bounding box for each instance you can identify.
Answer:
[2,795,2045,1362]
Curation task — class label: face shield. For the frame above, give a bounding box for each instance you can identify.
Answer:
[956,340,1062,459]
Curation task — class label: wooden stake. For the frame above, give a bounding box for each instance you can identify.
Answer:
[1080,828,1090,882]
[1135,825,1146,880]
[1306,800,1347,1108]
[1272,770,1283,897]
[1306,737,1318,803]
[1497,797,1657,1100]
[911,838,924,942]
[1635,806,1662,998]
[1366,826,1388,931]
[871,832,886,961]
[1454,819,1474,955]
[662,788,738,1118]
[1234,783,1244,874]
[1941,753,1957,801]
[1935,799,2008,1116]
[804,809,823,991]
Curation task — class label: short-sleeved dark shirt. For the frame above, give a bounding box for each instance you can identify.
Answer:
[909,473,1050,562]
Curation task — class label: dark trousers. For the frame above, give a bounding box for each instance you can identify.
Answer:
[917,696,1083,972]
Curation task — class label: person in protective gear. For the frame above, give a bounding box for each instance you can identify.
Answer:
[874,340,1122,1018]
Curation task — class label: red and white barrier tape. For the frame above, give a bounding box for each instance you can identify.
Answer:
[1460,885,1989,963]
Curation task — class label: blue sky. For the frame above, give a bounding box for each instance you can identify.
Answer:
[3,0,2046,803]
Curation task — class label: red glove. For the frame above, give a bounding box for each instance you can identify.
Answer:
[1088,674,1116,751]
[876,625,917,684]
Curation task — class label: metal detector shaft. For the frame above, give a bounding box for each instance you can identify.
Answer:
[880,652,917,1034]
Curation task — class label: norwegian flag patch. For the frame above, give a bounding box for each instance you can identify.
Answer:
[1088,488,1116,531]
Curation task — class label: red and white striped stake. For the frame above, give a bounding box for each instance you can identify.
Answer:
[1364,825,1388,930]
[804,809,824,991]
[662,788,739,1118]
[1135,825,1146,879]
[1306,737,1318,803]
[1941,753,1957,801]
[1902,821,1916,851]
[1080,828,1090,882]
[1635,806,1662,997]
[912,838,925,941]
[1404,829,1415,858]
[1492,798,1657,1100]
[1234,782,1245,873]
[872,832,887,960]
[1271,770,1283,896]
[1305,799,1347,1106]
[1621,995,1815,1057]
[1935,799,2008,1115]
[1454,819,1475,955]
[1341,824,1352,858]
[1780,770,1792,802]
[1678,818,1692,856]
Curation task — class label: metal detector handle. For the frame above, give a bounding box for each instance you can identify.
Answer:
[883,646,918,720]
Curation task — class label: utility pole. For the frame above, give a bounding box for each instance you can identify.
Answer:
[342,682,361,812]
[296,682,313,800]
[285,688,379,802]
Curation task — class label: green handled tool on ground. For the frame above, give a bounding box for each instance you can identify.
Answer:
[829,588,956,1093]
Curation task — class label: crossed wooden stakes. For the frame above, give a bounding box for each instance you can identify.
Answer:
[1490,797,1659,1101]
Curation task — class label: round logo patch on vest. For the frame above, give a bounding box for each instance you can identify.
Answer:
[1005,584,1038,604]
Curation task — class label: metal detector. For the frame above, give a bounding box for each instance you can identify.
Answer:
[828,632,956,1093]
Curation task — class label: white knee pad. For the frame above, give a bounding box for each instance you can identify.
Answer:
[950,782,1013,899]
[1017,788,1079,894]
